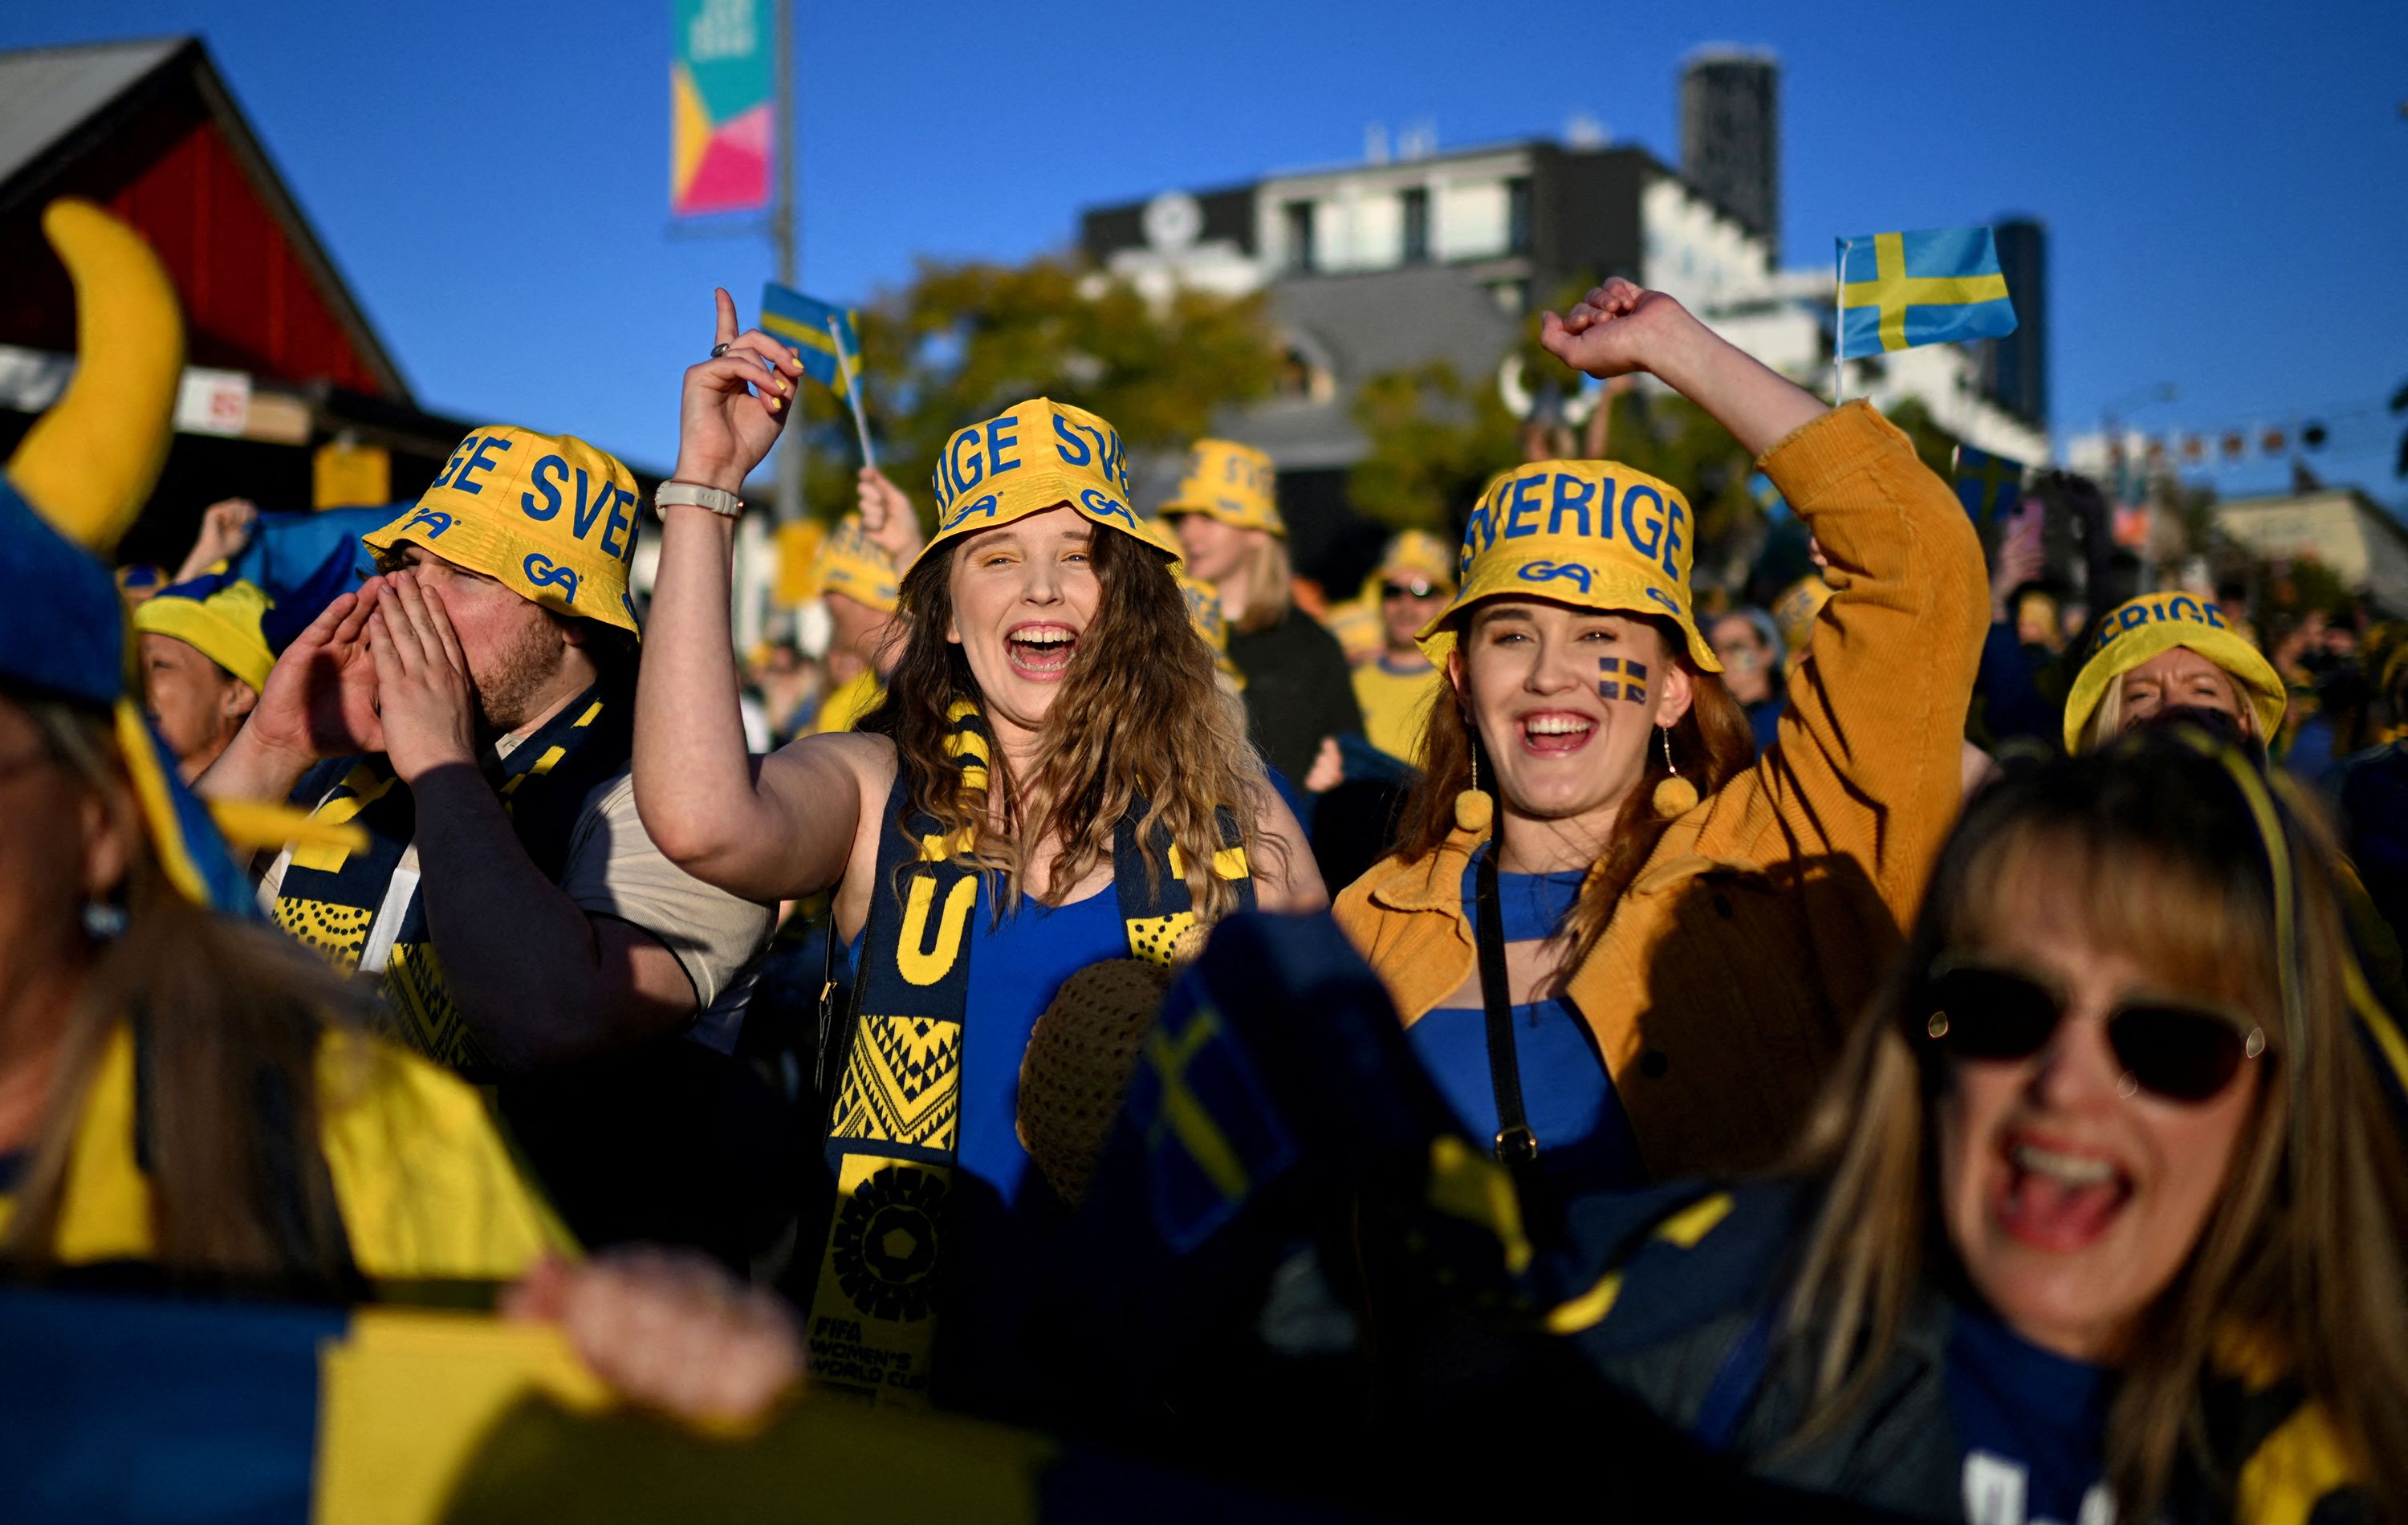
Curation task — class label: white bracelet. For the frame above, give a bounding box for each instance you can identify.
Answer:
[653,481,743,519]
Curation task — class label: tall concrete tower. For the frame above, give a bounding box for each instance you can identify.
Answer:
[1680,48,1780,248]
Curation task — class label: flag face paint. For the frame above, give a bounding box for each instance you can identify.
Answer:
[671,0,773,217]
[1836,226,2018,358]
[1598,656,1648,705]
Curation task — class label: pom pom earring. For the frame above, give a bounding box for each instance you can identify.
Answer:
[1651,726,1699,819]
[1454,721,1494,835]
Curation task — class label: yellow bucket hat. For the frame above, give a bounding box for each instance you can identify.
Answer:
[1373,528,1456,594]
[363,426,641,637]
[132,576,275,691]
[918,397,1177,571]
[1160,438,1283,536]
[2064,593,2287,751]
[1418,459,1719,673]
[812,513,901,614]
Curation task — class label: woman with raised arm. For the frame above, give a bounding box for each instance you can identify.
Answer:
[633,291,1322,1413]
[1335,277,1987,1190]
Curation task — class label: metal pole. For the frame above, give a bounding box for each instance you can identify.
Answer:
[771,0,805,526]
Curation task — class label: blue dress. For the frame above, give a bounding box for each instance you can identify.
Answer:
[1405,854,1648,1195]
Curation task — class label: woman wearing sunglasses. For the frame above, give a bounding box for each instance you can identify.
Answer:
[1547,730,2408,1523]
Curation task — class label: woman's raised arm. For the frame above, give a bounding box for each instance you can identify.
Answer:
[633,289,868,902]
[1540,278,1826,455]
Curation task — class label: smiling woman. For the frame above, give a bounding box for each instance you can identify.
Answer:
[1336,277,1988,1189]
[630,292,1320,1413]
[1556,730,2408,1525]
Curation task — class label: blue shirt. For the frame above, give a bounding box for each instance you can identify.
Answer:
[1407,856,1647,1195]
[1946,1309,2113,1525]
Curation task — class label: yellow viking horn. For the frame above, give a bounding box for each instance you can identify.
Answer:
[6,199,185,555]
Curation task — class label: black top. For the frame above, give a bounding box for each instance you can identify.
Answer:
[1227,604,1364,784]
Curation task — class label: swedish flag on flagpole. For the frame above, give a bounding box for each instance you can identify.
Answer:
[1835,226,2018,359]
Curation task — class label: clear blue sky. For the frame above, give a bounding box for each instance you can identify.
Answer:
[6,1,2404,510]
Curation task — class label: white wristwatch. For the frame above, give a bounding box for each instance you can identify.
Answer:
[653,481,744,519]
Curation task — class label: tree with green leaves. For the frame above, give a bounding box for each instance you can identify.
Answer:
[783,257,1281,523]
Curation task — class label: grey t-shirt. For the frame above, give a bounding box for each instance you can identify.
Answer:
[260,749,772,1055]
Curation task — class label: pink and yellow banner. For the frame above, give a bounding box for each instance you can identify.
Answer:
[671,0,774,217]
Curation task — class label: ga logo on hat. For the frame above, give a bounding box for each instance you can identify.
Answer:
[917,399,1174,571]
[363,428,642,636]
[1418,459,1719,673]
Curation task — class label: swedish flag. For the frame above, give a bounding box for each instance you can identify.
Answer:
[1952,444,2027,528]
[1836,226,2018,359]
[759,283,863,398]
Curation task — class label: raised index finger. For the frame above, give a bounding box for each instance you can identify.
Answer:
[714,287,739,348]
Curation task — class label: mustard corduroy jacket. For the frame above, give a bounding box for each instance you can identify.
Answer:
[1334,402,1987,1178]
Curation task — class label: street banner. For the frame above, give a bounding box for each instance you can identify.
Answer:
[671,0,774,217]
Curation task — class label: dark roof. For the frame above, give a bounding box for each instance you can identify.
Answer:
[0,35,409,401]
[1220,263,1520,471]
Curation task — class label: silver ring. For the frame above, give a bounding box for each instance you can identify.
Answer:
[709,342,731,359]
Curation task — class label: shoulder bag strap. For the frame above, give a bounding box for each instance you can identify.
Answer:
[1474,848,1540,1171]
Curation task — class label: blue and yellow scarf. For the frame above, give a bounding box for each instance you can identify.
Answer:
[806,698,1251,1408]
[269,680,632,1078]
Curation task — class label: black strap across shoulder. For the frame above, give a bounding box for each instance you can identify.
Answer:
[1474,848,1540,1172]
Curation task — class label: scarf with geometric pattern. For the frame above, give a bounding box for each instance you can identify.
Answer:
[805,697,1252,1409]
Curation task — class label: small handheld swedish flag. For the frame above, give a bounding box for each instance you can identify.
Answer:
[760,283,862,397]
[1952,443,2027,528]
[1836,226,2018,359]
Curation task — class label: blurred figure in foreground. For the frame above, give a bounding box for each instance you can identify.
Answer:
[0,199,561,1288]
[1556,730,2408,1523]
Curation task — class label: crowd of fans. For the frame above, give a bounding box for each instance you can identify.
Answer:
[8,200,2408,1523]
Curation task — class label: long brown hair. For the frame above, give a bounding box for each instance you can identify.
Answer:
[1781,734,2408,1523]
[859,522,1271,921]
[1393,612,1754,983]
[2,699,366,1294]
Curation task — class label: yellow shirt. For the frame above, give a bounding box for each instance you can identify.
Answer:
[811,669,885,736]
[0,1023,571,1280]
[1352,658,1443,766]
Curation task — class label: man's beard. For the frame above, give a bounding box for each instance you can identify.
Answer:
[473,616,570,734]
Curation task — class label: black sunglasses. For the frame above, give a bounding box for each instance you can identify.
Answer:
[1381,580,1440,600]
[1914,958,2267,1104]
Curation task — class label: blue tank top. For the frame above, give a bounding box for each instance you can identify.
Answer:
[1407,853,1647,1194]
[1945,1308,2112,1525]
[849,880,1127,1406]
[852,881,1128,1206]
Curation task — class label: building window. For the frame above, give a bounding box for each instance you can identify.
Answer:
[1283,200,1316,274]
[1506,176,1534,255]
[1401,187,1430,263]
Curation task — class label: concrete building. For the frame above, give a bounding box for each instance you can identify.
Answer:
[1081,116,2052,565]
[2213,489,2408,616]
[1084,136,1773,570]
[1680,48,1780,247]
[1980,217,2049,427]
